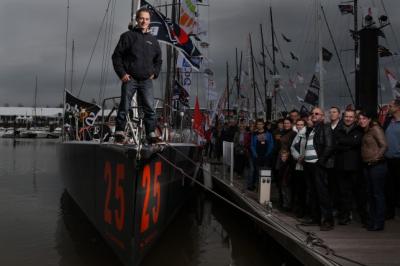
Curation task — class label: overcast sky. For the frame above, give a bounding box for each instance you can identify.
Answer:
[1,0,400,110]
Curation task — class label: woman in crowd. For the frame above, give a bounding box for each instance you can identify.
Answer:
[290,119,308,217]
[359,111,388,231]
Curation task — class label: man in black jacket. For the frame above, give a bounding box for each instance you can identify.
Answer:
[303,107,335,230]
[334,109,366,225]
[112,7,162,144]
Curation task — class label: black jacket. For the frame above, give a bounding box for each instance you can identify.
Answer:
[112,27,162,80]
[307,122,334,168]
[333,123,363,171]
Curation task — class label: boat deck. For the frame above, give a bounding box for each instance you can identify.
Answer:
[208,161,400,266]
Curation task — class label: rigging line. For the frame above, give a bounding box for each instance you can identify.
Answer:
[98,4,111,103]
[100,0,116,102]
[321,5,355,105]
[78,0,113,97]
[64,0,70,93]
[102,0,117,102]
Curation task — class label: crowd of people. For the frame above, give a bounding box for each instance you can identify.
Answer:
[203,99,400,232]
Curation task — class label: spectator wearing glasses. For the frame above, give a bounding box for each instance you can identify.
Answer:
[302,107,335,231]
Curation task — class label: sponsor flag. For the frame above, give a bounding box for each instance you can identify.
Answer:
[179,0,198,34]
[173,80,190,107]
[296,96,304,103]
[304,89,319,106]
[280,61,290,69]
[338,4,354,15]
[322,47,333,61]
[299,105,309,117]
[281,33,291,42]
[378,45,393,57]
[141,0,202,70]
[64,90,101,127]
[193,96,204,137]
[290,52,299,61]
[384,68,400,89]
[309,74,320,90]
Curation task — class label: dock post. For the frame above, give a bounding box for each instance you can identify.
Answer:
[259,168,272,205]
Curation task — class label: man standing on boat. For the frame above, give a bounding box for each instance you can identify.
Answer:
[112,7,162,144]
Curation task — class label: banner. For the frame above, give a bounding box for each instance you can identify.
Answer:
[177,54,193,94]
[141,0,202,70]
[64,90,101,127]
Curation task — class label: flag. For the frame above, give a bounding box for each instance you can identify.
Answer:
[378,45,393,57]
[193,96,204,137]
[179,0,198,35]
[281,33,291,42]
[384,68,400,89]
[322,47,333,61]
[338,4,353,15]
[299,105,309,117]
[309,74,320,90]
[64,90,101,127]
[280,61,290,69]
[173,80,190,107]
[141,0,202,70]
[304,89,319,106]
[297,72,304,83]
[177,54,193,94]
[378,105,389,126]
[290,52,299,61]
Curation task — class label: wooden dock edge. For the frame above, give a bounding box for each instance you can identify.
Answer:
[211,175,356,266]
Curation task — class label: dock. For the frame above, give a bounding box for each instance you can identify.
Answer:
[207,161,400,266]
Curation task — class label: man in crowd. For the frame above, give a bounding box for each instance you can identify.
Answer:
[303,107,335,231]
[249,118,274,191]
[334,109,366,225]
[384,99,400,218]
[328,106,341,212]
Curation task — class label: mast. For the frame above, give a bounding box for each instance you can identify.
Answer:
[354,0,359,106]
[318,0,324,110]
[226,61,230,116]
[34,76,38,126]
[249,33,257,119]
[236,48,239,99]
[270,6,277,119]
[70,39,75,93]
[260,24,269,120]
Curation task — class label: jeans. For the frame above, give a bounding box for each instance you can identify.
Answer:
[115,79,155,136]
[364,162,387,228]
[304,162,333,223]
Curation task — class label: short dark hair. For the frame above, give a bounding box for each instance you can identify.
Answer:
[289,109,299,114]
[393,99,400,107]
[136,7,151,18]
[330,106,341,113]
[283,117,293,124]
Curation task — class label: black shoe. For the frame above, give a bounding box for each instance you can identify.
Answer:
[114,131,127,144]
[320,221,334,231]
[299,218,320,226]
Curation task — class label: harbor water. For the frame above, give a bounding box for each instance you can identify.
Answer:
[0,139,300,266]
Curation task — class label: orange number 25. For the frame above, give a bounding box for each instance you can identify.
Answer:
[140,161,162,233]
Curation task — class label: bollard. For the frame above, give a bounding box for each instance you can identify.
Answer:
[259,168,271,205]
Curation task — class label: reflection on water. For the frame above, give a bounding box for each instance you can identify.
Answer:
[0,139,300,266]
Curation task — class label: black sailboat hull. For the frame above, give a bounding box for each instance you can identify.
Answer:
[58,141,201,265]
